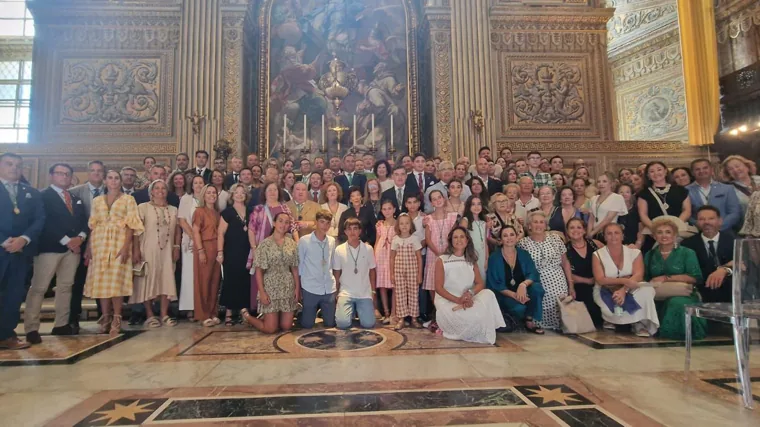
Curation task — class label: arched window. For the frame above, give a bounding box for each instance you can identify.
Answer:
[0,0,33,143]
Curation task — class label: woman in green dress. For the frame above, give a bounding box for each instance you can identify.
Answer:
[644,217,706,340]
[241,212,300,334]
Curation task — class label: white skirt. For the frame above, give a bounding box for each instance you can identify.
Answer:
[434,289,506,345]
[178,245,194,311]
[593,285,660,335]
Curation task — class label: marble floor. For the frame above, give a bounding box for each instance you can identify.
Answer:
[0,321,759,426]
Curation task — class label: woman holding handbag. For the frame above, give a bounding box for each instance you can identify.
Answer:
[592,223,658,337]
[643,217,705,340]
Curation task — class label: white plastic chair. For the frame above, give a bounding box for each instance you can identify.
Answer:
[684,238,760,409]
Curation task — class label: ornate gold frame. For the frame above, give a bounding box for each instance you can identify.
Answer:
[251,0,420,158]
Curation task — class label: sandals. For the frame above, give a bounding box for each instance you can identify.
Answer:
[110,315,122,336]
[393,319,404,330]
[212,317,221,325]
[97,315,112,334]
[525,317,545,335]
[202,318,217,327]
[162,316,177,327]
[144,317,161,328]
[410,319,423,329]
[224,316,234,327]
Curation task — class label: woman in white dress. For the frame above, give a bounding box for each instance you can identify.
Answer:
[592,223,659,337]
[587,172,627,242]
[320,182,348,238]
[177,175,206,319]
[434,226,506,344]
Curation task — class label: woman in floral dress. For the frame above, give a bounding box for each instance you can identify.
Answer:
[247,181,297,310]
[242,212,300,334]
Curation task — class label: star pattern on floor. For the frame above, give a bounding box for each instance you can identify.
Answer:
[88,400,157,426]
[525,385,582,406]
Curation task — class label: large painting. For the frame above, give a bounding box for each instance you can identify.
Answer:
[254,0,418,161]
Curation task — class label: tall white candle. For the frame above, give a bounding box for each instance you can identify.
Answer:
[283,114,287,149]
[371,114,375,149]
[321,115,325,152]
[303,114,307,149]
[390,114,394,149]
[353,115,357,149]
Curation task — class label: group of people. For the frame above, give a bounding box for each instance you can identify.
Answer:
[1,146,759,350]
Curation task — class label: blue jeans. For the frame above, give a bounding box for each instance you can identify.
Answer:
[335,296,375,329]
[301,290,337,328]
[495,283,545,322]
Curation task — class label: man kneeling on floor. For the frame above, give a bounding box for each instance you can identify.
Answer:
[333,218,377,329]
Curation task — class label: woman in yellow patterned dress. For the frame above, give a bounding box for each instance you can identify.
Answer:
[84,170,144,335]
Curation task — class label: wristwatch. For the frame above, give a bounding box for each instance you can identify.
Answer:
[721,266,733,276]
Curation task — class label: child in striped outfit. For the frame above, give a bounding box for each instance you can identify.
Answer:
[390,213,423,330]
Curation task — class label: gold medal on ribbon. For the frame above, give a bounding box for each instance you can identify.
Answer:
[13,207,20,215]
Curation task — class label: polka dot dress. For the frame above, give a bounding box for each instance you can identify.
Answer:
[517,234,568,330]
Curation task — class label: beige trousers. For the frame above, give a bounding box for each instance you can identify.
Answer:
[24,251,79,333]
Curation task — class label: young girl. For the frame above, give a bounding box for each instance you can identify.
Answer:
[460,196,490,280]
[375,200,397,323]
[423,190,460,310]
[390,214,423,330]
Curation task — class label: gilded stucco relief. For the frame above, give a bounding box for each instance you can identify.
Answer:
[620,75,686,140]
[59,58,161,125]
[510,61,586,125]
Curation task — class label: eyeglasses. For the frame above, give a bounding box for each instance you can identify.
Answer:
[52,171,71,177]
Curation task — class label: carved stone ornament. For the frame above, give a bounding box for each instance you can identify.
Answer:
[622,77,687,140]
[510,61,586,125]
[60,58,161,125]
[607,4,678,43]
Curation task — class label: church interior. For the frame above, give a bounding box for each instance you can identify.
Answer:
[1,0,760,426]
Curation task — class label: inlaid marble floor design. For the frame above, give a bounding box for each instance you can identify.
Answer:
[1,321,760,426]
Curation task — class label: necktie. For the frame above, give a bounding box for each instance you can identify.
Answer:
[197,168,202,175]
[397,188,403,206]
[347,173,353,185]
[92,188,101,198]
[418,173,423,192]
[234,173,239,183]
[63,190,73,214]
[708,240,719,268]
[312,191,319,202]
[5,183,18,207]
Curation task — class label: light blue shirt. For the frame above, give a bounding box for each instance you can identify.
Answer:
[297,232,337,295]
[686,180,741,231]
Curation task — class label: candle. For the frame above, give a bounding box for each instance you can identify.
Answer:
[321,114,325,151]
[353,115,357,149]
[283,114,288,149]
[303,114,307,150]
[371,114,375,149]
[390,114,394,149]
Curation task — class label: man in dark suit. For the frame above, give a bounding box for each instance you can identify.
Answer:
[223,156,244,188]
[133,165,180,207]
[682,205,735,303]
[193,150,212,183]
[405,154,438,207]
[335,154,367,204]
[23,163,88,344]
[467,156,503,196]
[382,164,417,216]
[0,153,45,350]
[68,160,105,332]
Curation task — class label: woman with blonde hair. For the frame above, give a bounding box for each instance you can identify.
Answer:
[644,217,705,340]
[721,155,760,214]
[517,211,574,330]
[587,172,627,241]
[192,184,222,327]
[130,180,179,328]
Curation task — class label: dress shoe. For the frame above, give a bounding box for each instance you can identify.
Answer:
[25,331,42,345]
[70,322,80,335]
[0,337,31,350]
[51,325,75,336]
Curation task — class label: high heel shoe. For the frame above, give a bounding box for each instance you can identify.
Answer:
[110,315,122,336]
[97,314,112,334]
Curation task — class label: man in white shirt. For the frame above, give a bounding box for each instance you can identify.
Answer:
[193,150,212,183]
[174,152,190,172]
[382,165,415,216]
[298,210,338,328]
[333,217,376,329]
[308,172,323,202]
[224,156,244,187]
[515,176,540,221]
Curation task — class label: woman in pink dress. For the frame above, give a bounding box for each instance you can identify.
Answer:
[374,200,397,324]
[247,182,297,310]
[423,190,460,312]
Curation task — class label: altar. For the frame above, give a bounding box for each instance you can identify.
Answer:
[4,0,704,186]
